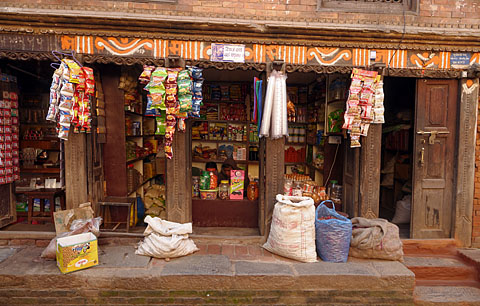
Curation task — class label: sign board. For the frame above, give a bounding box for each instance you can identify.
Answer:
[211,43,245,63]
[450,53,471,68]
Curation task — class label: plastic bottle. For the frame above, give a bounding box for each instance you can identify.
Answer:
[247,181,258,201]
[328,180,342,208]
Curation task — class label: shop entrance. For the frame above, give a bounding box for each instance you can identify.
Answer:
[379,78,459,239]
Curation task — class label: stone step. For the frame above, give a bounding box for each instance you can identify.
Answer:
[404,256,478,281]
[403,239,458,256]
[414,286,480,305]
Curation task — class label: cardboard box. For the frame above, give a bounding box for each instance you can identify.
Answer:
[56,232,98,274]
[53,202,94,235]
[229,170,244,200]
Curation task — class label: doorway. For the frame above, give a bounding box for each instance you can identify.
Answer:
[379,78,460,239]
[379,77,416,238]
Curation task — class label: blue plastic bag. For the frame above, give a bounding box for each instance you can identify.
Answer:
[315,200,352,263]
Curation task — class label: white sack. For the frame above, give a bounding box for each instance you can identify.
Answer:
[143,215,192,236]
[135,233,199,259]
[263,195,317,263]
[392,195,411,224]
[271,71,283,139]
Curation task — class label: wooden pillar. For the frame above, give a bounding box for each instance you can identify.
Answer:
[264,138,285,236]
[454,78,479,247]
[166,129,191,223]
[65,133,88,209]
[359,124,382,218]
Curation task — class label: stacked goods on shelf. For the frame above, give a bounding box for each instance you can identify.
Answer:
[283,174,327,206]
[285,146,306,163]
[144,184,166,218]
[0,74,20,184]
[46,59,94,139]
[192,121,208,140]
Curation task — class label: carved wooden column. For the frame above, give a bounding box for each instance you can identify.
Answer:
[166,129,191,223]
[65,133,88,209]
[264,138,284,236]
[454,78,479,247]
[359,124,382,218]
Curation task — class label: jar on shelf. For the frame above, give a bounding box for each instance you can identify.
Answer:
[219,180,230,200]
[247,181,258,201]
[192,176,200,198]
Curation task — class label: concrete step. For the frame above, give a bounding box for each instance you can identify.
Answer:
[414,286,480,305]
[403,239,458,256]
[404,256,478,281]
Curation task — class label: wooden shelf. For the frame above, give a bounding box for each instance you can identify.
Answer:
[20,122,55,126]
[126,153,155,165]
[203,100,246,104]
[287,122,308,125]
[192,198,258,227]
[125,110,143,117]
[192,139,247,144]
[285,162,306,166]
[125,134,157,138]
[286,141,306,146]
[20,140,59,150]
[192,158,258,164]
[307,163,324,172]
[127,176,157,196]
[20,167,60,174]
[192,119,250,125]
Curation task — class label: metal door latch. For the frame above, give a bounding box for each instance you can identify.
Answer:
[417,130,450,145]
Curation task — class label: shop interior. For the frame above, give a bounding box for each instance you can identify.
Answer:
[0,60,63,231]
[379,77,415,238]
[190,68,350,232]
[1,60,401,235]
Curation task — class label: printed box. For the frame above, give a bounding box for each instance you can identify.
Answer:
[56,232,98,274]
[229,169,244,200]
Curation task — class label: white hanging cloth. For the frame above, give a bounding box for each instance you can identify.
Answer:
[259,70,288,139]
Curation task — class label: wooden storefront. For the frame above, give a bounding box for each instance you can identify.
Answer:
[0,31,478,246]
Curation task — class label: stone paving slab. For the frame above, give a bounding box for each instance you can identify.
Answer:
[159,255,233,276]
[415,286,480,305]
[0,246,19,264]
[97,245,150,268]
[234,261,294,276]
[404,256,469,267]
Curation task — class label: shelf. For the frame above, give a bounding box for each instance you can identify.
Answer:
[286,141,306,146]
[204,100,246,104]
[126,153,155,165]
[287,122,308,125]
[20,140,60,150]
[125,134,157,138]
[20,167,60,174]
[307,163,324,172]
[20,122,55,127]
[192,158,258,164]
[192,119,250,125]
[285,162,306,166]
[327,98,346,104]
[128,176,157,196]
[125,110,143,117]
[192,139,248,144]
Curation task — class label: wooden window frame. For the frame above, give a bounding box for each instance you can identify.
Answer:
[317,0,418,14]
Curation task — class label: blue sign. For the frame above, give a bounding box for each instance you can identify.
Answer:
[450,53,471,68]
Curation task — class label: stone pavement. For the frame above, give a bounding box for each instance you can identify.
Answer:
[0,243,415,305]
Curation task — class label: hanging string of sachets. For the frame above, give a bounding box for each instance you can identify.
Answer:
[259,70,288,139]
[46,59,94,140]
[342,68,384,148]
[139,66,203,159]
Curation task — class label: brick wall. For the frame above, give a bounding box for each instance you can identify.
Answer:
[473,94,480,248]
[0,0,478,31]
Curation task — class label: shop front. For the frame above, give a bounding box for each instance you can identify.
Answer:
[0,32,478,246]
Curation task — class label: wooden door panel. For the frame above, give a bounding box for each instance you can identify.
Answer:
[412,79,457,238]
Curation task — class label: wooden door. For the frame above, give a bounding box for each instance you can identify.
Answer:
[412,79,458,238]
[343,140,360,217]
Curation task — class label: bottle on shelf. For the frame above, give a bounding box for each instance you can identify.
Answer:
[219,180,230,200]
[328,180,343,209]
[247,181,258,201]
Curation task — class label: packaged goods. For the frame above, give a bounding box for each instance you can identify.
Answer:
[219,180,229,200]
[229,170,245,200]
[200,189,218,200]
